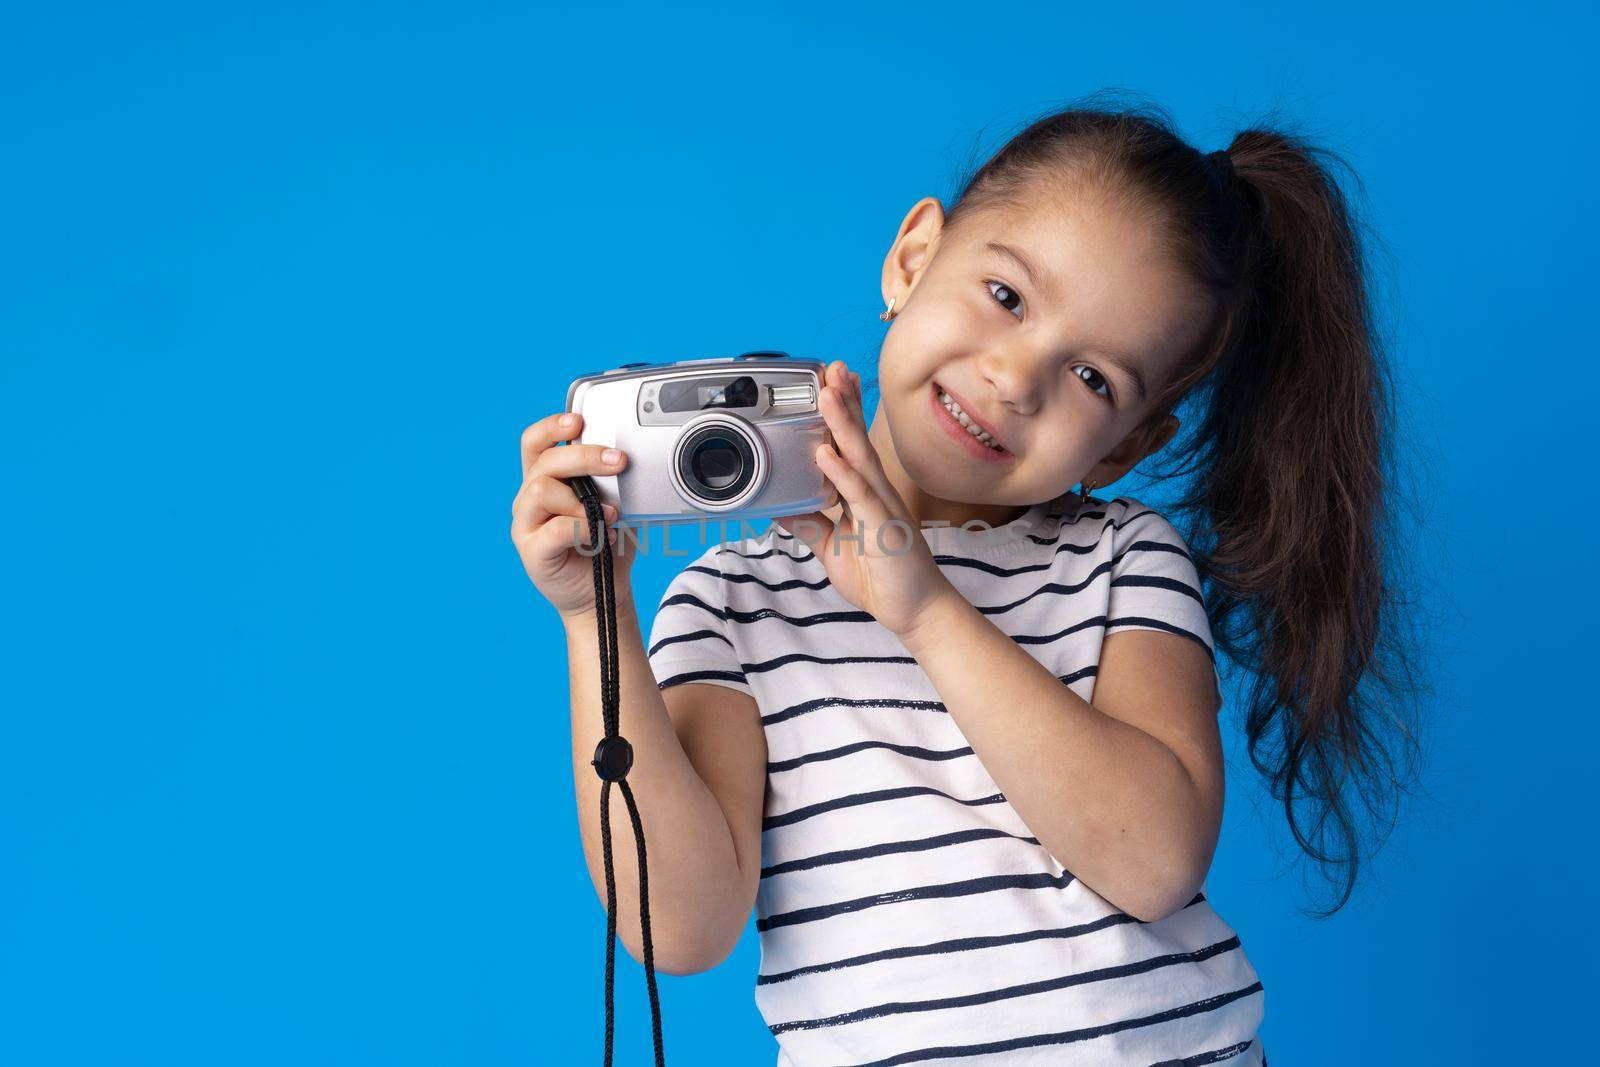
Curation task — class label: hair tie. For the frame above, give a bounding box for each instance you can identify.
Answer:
[1203,148,1235,186]
[1199,148,1246,250]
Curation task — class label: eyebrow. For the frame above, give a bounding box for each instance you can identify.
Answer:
[984,241,1150,405]
[986,242,1053,297]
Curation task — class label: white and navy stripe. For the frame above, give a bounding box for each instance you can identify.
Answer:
[647,494,1264,1065]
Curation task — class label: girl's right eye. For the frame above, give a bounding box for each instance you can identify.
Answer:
[983,279,1024,320]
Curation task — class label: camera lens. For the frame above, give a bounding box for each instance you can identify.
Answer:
[677,424,757,502]
[691,439,741,488]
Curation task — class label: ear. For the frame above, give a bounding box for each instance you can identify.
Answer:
[881,197,946,312]
[1087,414,1180,485]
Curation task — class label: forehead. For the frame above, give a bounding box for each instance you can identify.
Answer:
[952,197,1212,385]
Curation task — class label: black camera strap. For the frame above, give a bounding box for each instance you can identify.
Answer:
[567,474,666,1067]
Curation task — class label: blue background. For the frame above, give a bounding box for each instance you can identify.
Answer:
[4,2,1595,1062]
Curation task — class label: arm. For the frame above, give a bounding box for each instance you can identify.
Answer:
[787,362,1220,922]
[564,593,767,974]
[898,588,1224,922]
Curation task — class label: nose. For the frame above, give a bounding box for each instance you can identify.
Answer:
[978,350,1048,416]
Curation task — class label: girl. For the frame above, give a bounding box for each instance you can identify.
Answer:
[511,99,1422,1065]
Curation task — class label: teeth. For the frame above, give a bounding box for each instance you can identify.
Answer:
[937,388,1002,450]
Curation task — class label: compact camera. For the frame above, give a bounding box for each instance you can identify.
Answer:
[563,352,838,527]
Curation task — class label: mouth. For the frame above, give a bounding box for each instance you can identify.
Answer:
[930,381,1015,462]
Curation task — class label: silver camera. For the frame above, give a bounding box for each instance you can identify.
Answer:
[564,352,838,527]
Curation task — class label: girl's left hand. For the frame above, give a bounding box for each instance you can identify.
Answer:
[775,360,955,638]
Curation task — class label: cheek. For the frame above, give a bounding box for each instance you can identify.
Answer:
[881,295,989,384]
[1036,387,1125,466]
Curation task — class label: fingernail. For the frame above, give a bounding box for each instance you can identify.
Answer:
[560,413,576,427]
[603,503,618,520]
[602,448,623,465]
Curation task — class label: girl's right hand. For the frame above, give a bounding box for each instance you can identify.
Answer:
[510,411,634,620]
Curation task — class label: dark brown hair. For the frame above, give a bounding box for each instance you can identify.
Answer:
[936,91,1430,913]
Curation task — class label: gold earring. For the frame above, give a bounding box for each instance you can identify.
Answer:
[1078,478,1097,505]
[879,296,897,322]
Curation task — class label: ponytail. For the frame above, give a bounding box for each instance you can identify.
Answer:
[1186,129,1426,913]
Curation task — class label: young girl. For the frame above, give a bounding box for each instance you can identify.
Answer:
[511,100,1420,1066]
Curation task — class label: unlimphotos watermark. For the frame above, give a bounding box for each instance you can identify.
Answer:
[572,513,1011,558]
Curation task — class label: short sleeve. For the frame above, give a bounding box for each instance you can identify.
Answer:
[1104,498,1223,701]
[644,541,754,697]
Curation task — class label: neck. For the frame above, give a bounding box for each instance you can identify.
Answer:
[819,400,1033,532]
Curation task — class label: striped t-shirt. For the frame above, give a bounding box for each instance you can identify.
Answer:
[644,493,1266,1066]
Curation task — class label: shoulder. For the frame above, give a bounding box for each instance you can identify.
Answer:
[1102,496,1196,558]
[1054,494,1195,561]
[1086,498,1221,701]
[1096,497,1203,595]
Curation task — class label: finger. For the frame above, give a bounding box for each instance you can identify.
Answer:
[820,362,874,456]
[516,512,621,576]
[558,513,622,556]
[840,363,862,408]
[512,474,579,535]
[819,381,898,503]
[820,379,865,438]
[521,412,583,480]
[828,360,852,408]
[814,442,897,545]
[521,512,610,565]
[512,475,617,539]
[532,441,628,481]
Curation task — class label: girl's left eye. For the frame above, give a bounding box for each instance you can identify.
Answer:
[983,279,1024,319]
[1074,364,1113,401]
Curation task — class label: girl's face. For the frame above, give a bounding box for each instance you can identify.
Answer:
[868,190,1214,527]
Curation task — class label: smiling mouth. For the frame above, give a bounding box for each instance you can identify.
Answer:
[932,381,1011,455]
